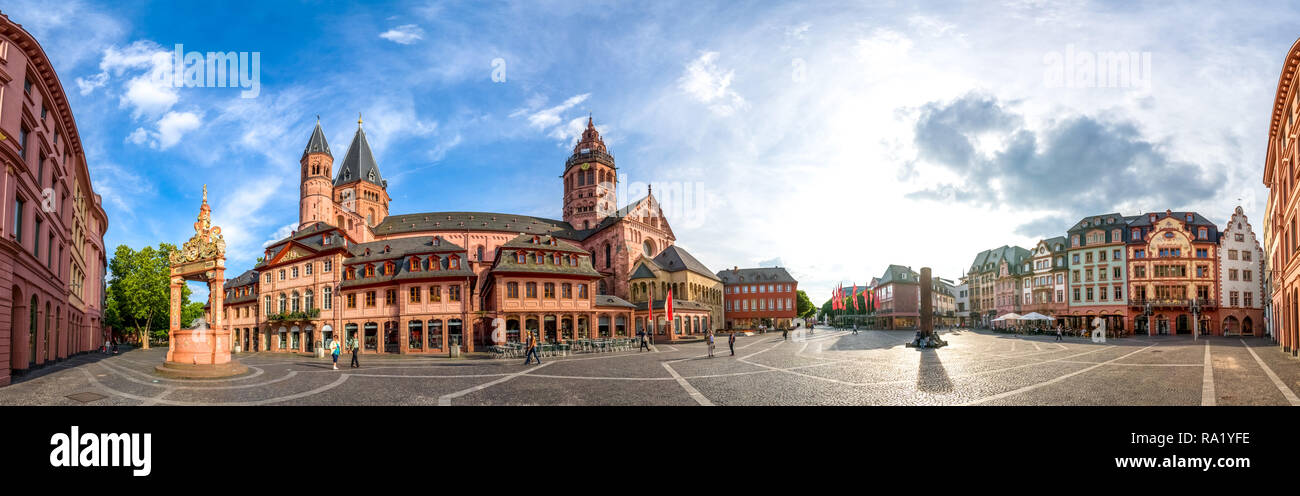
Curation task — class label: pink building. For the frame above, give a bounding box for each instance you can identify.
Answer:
[0,12,110,386]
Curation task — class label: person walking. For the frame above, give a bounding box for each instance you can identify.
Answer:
[706,331,716,358]
[1055,324,1063,342]
[348,335,360,368]
[639,328,650,351]
[728,331,736,356]
[523,331,541,365]
[329,336,341,370]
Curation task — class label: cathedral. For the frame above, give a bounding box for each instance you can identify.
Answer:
[219,116,723,354]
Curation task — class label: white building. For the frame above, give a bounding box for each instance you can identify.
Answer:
[954,277,970,326]
[1218,206,1265,336]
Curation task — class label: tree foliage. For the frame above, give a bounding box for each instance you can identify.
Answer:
[796,290,817,319]
[106,243,192,349]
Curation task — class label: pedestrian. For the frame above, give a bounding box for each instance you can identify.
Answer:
[639,328,650,351]
[706,331,715,358]
[348,335,360,368]
[329,336,341,370]
[853,322,859,335]
[1055,324,1063,342]
[728,331,736,356]
[523,331,542,365]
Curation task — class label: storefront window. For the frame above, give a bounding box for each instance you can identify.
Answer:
[599,316,610,337]
[616,316,626,336]
[448,319,463,347]
[428,320,443,349]
[364,322,378,350]
[409,321,424,350]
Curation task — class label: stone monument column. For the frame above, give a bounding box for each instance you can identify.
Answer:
[167,276,183,361]
[920,268,933,337]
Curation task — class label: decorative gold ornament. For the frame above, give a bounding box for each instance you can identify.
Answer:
[170,184,227,265]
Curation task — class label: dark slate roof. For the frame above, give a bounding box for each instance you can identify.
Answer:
[501,234,589,254]
[258,223,350,269]
[634,299,713,312]
[629,261,659,280]
[651,245,719,281]
[1127,210,1217,228]
[346,236,466,265]
[1066,212,1128,233]
[588,195,651,233]
[594,295,636,308]
[1041,236,1068,253]
[716,267,796,285]
[223,269,259,289]
[877,264,919,285]
[303,119,331,159]
[373,212,591,240]
[334,124,385,188]
[491,234,603,278]
[968,245,1031,274]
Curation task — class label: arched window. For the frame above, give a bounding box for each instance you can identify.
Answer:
[604,243,612,268]
[291,291,301,312]
[305,290,314,311]
[278,293,287,313]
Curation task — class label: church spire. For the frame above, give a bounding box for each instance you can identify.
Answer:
[303,117,332,159]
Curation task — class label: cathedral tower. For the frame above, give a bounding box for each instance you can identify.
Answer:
[332,115,390,230]
[563,116,617,230]
[299,117,334,229]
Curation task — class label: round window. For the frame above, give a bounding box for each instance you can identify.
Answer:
[642,240,653,257]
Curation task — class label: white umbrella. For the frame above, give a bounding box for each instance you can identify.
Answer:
[1021,312,1053,321]
[992,313,1022,321]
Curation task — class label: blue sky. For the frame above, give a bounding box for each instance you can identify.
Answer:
[7,0,1300,304]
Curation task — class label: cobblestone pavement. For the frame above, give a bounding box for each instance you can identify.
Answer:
[4,328,1299,406]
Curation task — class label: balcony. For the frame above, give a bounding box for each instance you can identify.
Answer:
[1128,298,1216,310]
[565,150,616,169]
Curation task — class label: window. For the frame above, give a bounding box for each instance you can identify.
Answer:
[266,273,272,284]
[1100,286,1108,301]
[1099,251,1107,262]
[1229,269,1238,281]
[544,283,555,298]
[1244,270,1252,282]
[1134,249,1145,258]
[1196,248,1207,258]
[385,289,396,305]
[449,285,461,302]
[507,282,519,298]
[430,285,441,302]
[1113,285,1122,301]
[279,269,286,280]
[1112,267,1121,279]
[1230,291,1239,306]
[306,263,313,275]
[1198,227,1207,240]
[1086,287,1094,301]
[409,286,421,303]
[323,287,332,310]
[1228,250,1238,260]
[1243,251,1251,261]
[365,291,376,307]
[525,282,537,298]
[578,284,588,299]
[1235,234,1244,242]
[19,125,29,160]
[1073,288,1080,301]
[34,218,42,258]
[1085,252,1093,264]
[1112,249,1121,260]
[324,260,333,272]
[346,293,357,309]
[562,283,572,298]
[1245,292,1253,307]
[291,267,299,278]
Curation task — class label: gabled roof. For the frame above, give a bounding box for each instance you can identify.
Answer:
[651,245,719,281]
[303,119,331,159]
[629,261,659,280]
[716,267,796,285]
[334,122,385,188]
[491,234,603,278]
[346,236,466,265]
[877,264,919,285]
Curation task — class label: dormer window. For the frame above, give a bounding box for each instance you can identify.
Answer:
[433,236,441,246]
[409,257,419,271]
[450,256,459,269]
[1149,214,1157,222]
[1186,213,1193,223]
[365,265,375,278]
[1198,227,1207,240]
[516,252,525,264]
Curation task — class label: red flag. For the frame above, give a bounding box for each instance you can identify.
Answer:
[667,287,675,334]
[833,284,840,310]
[852,284,859,311]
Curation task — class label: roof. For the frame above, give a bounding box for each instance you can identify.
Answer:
[373,212,589,240]
[716,267,796,285]
[222,269,259,289]
[334,123,385,188]
[346,236,467,265]
[651,245,719,281]
[968,245,1031,274]
[303,119,331,159]
[594,294,636,308]
[877,264,919,285]
[629,261,659,280]
[491,234,603,278]
[500,234,589,254]
[1066,212,1129,233]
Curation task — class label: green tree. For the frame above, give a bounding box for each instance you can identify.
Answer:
[106,243,192,349]
[181,301,206,328]
[796,290,817,319]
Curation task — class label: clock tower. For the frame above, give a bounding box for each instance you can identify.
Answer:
[563,116,617,230]
[300,117,334,230]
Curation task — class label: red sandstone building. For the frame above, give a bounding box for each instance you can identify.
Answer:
[1263,36,1300,356]
[221,115,720,355]
[717,266,798,330]
[1125,211,1220,335]
[0,13,109,386]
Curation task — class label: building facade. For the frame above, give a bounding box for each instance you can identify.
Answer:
[874,264,920,329]
[0,13,109,386]
[1218,206,1265,336]
[1263,36,1300,356]
[220,115,718,355]
[953,277,970,327]
[716,266,798,330]
[1064,214,1130,331]
[1126,211,1220,335]
[967,246,1028,327]
[1022,237,1069,323]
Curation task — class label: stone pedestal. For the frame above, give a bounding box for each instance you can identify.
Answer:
[155,326,248,378]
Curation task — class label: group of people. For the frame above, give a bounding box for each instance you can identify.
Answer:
[325,336,361,370]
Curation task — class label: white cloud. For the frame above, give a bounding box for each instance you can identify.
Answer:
[523,93,591,130]
[380,24,425,44]
[76,73,108,95]
[677,51,747,116]
[126,127,148,145]
[261,222,298,248]
[154,111,202,149]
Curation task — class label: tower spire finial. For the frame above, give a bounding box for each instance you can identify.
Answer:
[358,112,363,127]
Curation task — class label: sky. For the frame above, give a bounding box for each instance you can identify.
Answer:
[6,0,1300,305]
